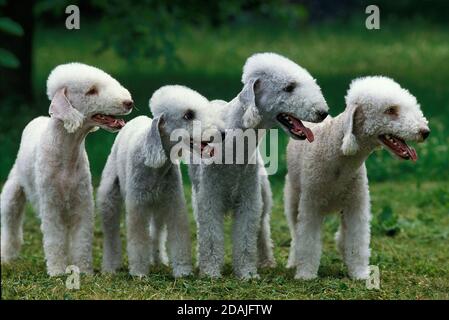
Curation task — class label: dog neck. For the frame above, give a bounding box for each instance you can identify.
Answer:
[226,97,248,129]
[218,98,265,164]
[45,118,92,166]
[160,134,177,169]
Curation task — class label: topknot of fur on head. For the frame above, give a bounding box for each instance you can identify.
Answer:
[46,62,121,100]
[242,52,314,84]
[345,76,419,111]
[149,85,209,117]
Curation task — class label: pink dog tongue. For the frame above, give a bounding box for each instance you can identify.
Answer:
[92,114,126,129]
[395,137,418,162]
[292,118,314,142]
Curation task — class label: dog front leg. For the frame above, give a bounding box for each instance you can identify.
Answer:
[40,202,68,276]
[197,191,225,278]
[165,192,192,278]
[340,189,371,280]
[232,188,262,279]
[126,202,151,276]
[294,199,324,280]
[69,198,94,275]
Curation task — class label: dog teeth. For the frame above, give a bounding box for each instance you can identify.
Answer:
[282,114,294,124]
[385,134,395,143]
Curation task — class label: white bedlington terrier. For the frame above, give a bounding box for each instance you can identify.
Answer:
[97,85,221,277]
[0,63,133,276]
[189,53,329,279]
[284,76,430,280]
[195,99,276,269]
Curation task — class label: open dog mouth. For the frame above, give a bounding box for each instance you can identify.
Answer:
[190,139,215,158]
[277,113,314,142]
[379,134,418,161]
[91,114,126,131]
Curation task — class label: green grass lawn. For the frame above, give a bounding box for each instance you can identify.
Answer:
[1,20,449,299]
[2,181,449,299]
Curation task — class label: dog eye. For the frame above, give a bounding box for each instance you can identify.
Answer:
[384,106,398,116]
[283,82,296,93]
[86,86,98,96]
[183,109,195,120]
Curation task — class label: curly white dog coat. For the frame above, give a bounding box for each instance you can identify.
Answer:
[190,99,276,270]
[0,63,133,276]
[284,76,430,280]
[189,52,329,279]
[98,85,222,277]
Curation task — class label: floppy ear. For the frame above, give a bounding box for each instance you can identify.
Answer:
[341,103,359,156]
[239,78,262,128]
[144,115,168,168]
[48,88,84,133]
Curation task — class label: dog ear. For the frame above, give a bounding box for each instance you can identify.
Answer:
[341,103,359,156]
[144,115,168,168]
[239,78,262,128]
[48,87,84,133]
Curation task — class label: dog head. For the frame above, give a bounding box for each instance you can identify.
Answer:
[144,85,223,168]
[47,63,133,133]
[238,52,329,142]
[341,76,430,161]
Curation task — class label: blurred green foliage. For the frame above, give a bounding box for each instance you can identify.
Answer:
[1,2,448,184]
[34,0,308,66]
[2,18,448,184]
[374,205,401,237]
[360,0,449,23]
[90,0,308,65]
[0,12,24,68]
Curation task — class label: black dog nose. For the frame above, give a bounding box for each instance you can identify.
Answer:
[317,111,329,121]
[123,100,134,110]
[420,128,430,140]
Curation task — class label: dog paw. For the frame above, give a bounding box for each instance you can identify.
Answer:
[1,246,20,263]
[1,255,16,264]
[129,268,148,278]
[47,267,67,277]
[200,272,222,279]
[294,270,318,280]
[258,259,277,269]
[286,260,296,269]
[173,265,193,278]
[349,267,370,280]
[238,273,260,280]
[101,265,120,274]
[199,266,222,279]
[235,268,260,280]
[129,271,147,279]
